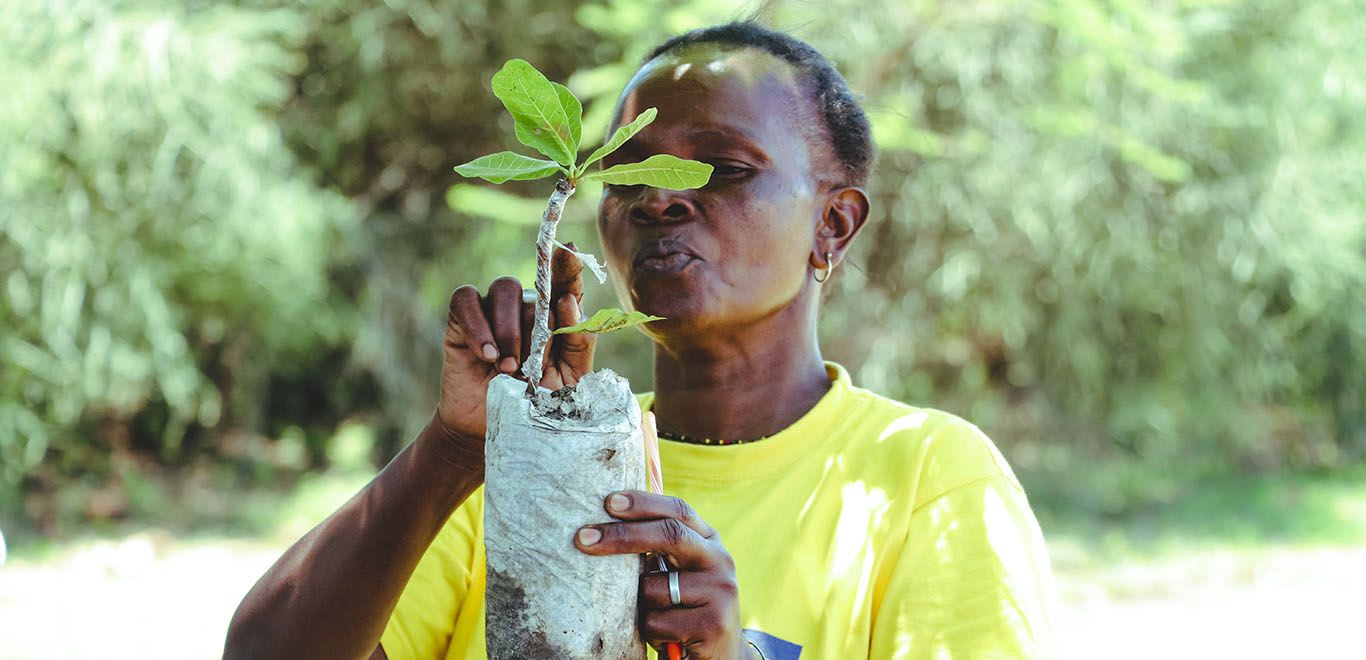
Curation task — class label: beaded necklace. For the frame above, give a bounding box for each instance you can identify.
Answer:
[655,431,769,446]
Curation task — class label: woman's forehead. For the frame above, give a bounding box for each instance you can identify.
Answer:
[613,45,811,150]
[628,43,801,94]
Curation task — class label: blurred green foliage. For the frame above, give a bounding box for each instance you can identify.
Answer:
[1,0,1363,530]
[0,0,357,526]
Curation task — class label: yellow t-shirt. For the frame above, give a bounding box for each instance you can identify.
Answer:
[381,362,1055,659]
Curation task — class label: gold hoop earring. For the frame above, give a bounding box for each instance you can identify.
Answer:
[813,251,834,283]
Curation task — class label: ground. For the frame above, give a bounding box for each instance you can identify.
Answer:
[2,469,1363,659]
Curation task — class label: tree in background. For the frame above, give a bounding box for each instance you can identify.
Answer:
[0,0,354,527]
[2,0,1362,530]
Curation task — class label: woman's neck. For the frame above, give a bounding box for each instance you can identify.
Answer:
[649,299,832,443]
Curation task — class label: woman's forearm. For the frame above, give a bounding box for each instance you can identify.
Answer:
[224,414,484,660]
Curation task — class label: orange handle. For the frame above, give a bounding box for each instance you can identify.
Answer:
[667,643,682,660]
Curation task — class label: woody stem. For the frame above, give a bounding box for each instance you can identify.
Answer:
[521,178,576,397]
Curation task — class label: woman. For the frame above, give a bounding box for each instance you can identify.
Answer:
[226,22,1054,660]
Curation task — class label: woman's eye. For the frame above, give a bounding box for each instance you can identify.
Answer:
[710,163,751,177]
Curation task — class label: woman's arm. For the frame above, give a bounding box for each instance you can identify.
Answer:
[226,253,592,659]
[223,414,484,660]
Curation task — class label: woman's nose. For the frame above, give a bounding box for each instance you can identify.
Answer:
[628,187,697,224]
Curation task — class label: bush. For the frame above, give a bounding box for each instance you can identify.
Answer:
[0,0,354,521]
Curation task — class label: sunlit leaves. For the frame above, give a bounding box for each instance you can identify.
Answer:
[578,107,657,175]
[491,59,579,166]
[453,151,563,183]
[458,63,710,191]
[552,81,583,152]
[553,308,664,335]
[580,153,713,189]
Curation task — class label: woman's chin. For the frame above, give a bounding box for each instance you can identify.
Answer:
[629,293,707,330]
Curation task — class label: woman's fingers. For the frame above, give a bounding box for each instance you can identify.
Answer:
[551,241,585,304]
[448,285,498,362]
[640,605,733,649]
[575,491,724,569]
[602,491,717,539]
[574,489,746,658]
[551,290,595,376]
[574,517,717,570]
[486,277,523,374]
[519,298,535,368]
[539,241,595,381]
[638,569,737,611]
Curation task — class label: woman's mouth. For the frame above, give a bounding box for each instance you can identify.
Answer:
[632,240,699,275]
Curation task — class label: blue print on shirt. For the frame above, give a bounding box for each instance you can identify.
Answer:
[744,628,802,660]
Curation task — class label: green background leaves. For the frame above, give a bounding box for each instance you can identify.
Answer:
[3,0,1363,534]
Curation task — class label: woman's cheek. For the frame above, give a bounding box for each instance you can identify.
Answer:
[596,204,632,274]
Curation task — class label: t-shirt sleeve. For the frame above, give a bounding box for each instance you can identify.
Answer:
[870,419,1056,659]
[380,486,484,660]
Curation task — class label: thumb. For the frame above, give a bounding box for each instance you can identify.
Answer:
[551,240,585,305]
[550,292,596,375]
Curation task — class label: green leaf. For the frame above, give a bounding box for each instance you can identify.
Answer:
[453,151,561,184]
[579,107,657,176]
[491,59,577,167]
[552,82,582,156]
[581,153,713,189]
[552,308,664,335]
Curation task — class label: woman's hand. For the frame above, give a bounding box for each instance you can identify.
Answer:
[437,244,595,441]
[575,491,750,660]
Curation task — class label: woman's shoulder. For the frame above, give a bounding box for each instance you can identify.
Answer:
[836,382,1026,509]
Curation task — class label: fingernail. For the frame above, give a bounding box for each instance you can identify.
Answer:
[482,344,498,360]
[578,527,601,546]
[499,357,517,373]
[608,493,630,512]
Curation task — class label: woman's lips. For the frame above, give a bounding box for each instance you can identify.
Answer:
[632,240,699,275]
[635,252,696,273]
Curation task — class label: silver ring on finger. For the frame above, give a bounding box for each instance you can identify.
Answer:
[668,570,682,607]
[522,288,538,304]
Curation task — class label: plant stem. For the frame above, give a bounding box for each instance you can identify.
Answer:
[522,178,575,397]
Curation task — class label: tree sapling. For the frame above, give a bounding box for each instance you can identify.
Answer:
[453,59,711,659]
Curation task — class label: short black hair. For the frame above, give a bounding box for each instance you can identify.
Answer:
[643,21,874,187]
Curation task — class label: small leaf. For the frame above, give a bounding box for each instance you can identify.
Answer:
[579,107,657,175]
[453,151,561,184]
[491,59,577,166]
[553,308,664,335]
[581,154,713,189]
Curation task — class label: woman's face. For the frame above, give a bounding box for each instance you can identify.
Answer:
[596,45,831,338]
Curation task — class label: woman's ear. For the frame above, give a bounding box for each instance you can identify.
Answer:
[811,186,871,269]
